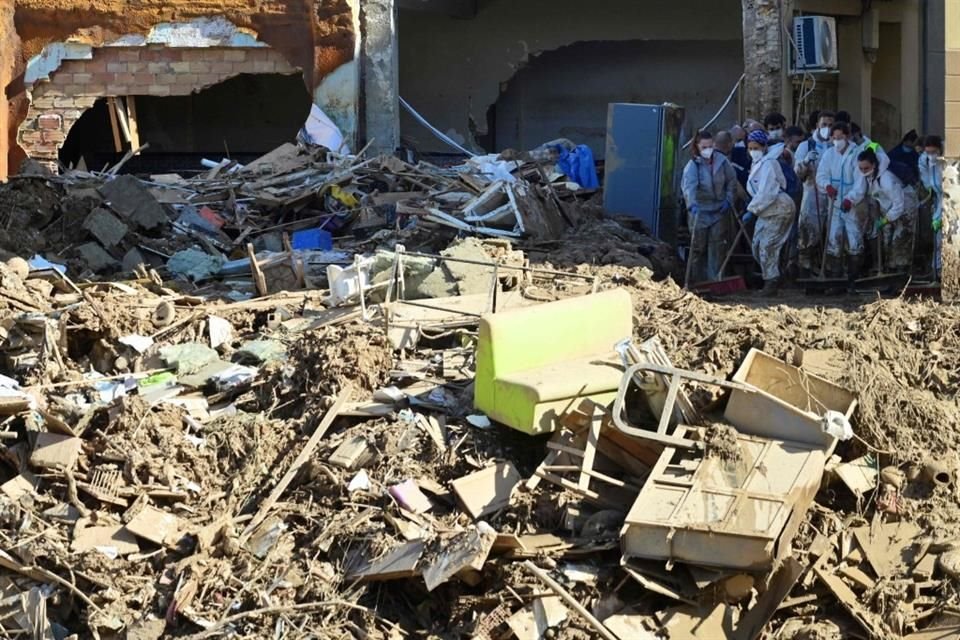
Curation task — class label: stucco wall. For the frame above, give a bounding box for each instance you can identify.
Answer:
[398,0,743,153]
[493,39,743,157]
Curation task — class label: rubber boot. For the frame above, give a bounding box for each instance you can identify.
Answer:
[847,254,864,292]
[759,278,780,297]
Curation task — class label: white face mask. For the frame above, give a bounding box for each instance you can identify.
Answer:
[860,170,873,177]
[700,147,715,160]
[819,126,832,140]
[834,139,848,151]
[927,151,939,160]
[749,149,764,163]
[768,129,784,141]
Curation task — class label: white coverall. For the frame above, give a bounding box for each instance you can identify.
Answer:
[919,153,944,272]
[747,144,796,282]
[861,154,916,271]
[794,136,832,270]
[817,142,869,257]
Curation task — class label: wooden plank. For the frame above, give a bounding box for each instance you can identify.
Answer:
[578,407,603,491]
[240,390,348,541]
[814,566,889,638]
[349,541,425,582]
[126,97,141,154]
[735,557,804,640]
[113,97,132,143]
[246,243,268,298]
[106,97,123,152]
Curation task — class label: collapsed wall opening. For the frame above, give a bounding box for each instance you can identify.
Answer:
[59,73,311,172]
[489,40,744,158]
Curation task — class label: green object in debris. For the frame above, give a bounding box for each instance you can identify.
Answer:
[138,371,177,389]
[160,343,220,375]
[235,339,287,364]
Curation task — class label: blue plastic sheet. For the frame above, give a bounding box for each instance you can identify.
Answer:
[555,144,600,189]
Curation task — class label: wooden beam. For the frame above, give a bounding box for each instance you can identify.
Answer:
[106,97,123,152]
[126,97,142,155]
[112,97,132,144]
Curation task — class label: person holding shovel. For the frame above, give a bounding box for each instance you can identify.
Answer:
[744,130,796,296]
[681,131,738,284]
[856,148,915,273]
[816,122,869,286]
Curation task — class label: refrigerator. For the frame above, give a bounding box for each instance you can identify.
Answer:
[603,103,686,246]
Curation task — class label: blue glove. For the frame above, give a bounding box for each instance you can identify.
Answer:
[689,204,699,216]
[742,212,756,224]
[722,199,733,212]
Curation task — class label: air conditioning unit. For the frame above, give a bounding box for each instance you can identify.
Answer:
[794,16,838,71]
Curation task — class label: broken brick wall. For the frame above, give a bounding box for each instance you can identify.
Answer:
[19,46,298,166]
[4,0,357,177]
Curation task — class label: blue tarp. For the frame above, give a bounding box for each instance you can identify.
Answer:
[555,144,600,189]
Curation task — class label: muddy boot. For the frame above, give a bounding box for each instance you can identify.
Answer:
[798,267,812,280]
[847,255,864,292]
[825,256,843,279]
[759,278,780,297]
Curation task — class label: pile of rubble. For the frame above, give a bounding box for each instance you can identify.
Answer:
[2,141,960,640]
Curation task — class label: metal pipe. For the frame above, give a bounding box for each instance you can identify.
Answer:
[400,97,478,157]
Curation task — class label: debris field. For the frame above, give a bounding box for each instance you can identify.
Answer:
[1,140,960,640]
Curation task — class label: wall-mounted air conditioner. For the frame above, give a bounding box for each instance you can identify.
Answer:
[794,16,838,71]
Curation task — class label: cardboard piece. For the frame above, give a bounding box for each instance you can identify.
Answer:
[814,565,889,637]
[1,472,39,500]
[835,454,879,496]
[125,505,183,546]
[350,541,425,582]
[451,462,521,519]
[853,521,923,578]
[422,526,497,591]
[71,525,140,557]
[388,479,432,514]
[30,433,82,470]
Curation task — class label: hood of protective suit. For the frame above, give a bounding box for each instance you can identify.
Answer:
[762,142,786,163]
[873,150,891,177]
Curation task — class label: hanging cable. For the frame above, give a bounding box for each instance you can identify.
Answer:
[681,73,746,149]
[399,96,478,157]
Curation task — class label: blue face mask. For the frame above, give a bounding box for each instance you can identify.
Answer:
[903,145,913,153]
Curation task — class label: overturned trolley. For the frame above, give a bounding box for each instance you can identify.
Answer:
[617,348,857,571]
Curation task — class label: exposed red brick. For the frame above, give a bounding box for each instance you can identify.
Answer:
[223,49,247,62]
[40,130,65,143]
[37,113,61,129]
[106,62,127,73]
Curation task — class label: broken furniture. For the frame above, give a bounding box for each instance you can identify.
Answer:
[620,349,858,571]
[474,288,632,434]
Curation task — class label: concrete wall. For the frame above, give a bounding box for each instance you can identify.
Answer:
[872,22,903,147]
[398,0,743,153]
[945,0,960,154]
[494,39,743,156]
[926,0,945,136]
[0,3,17,180]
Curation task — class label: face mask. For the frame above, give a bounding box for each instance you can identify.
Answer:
[903,145,913,153]
[819,127,831,140]
[834,139,848,151]
[700,147,714,160]
[860,170,873,177]
[768,129,783,141]
[927,151,939,160]
[749,149,764,163]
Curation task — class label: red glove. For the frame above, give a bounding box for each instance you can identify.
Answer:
[826,186,838,199]
[841,199,853,212]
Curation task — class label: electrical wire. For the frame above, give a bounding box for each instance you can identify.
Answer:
[399,96,478,157]
[681,73,746,149]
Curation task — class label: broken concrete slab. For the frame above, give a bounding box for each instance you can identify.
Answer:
[98,175,168,231]
[0,471,39,500]
[82,207,128,247]
[76,242,119,273]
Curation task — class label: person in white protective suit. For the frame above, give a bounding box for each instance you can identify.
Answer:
[919,135,944,279]
[816,122,870,284]
[856,148,917,273]
[745,130,796,296]
[794,111,835,277]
